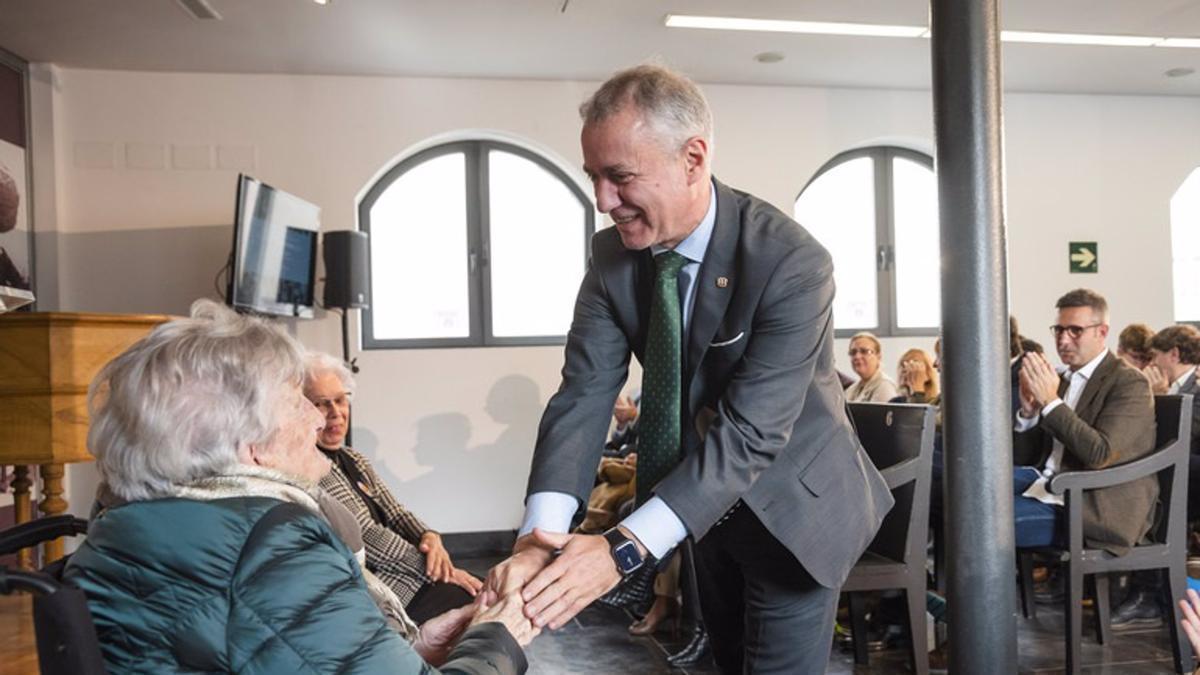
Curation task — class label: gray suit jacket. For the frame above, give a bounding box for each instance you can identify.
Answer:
[526,179,893,589]
[1178,370,1199,454]
[1013,352,1158,555]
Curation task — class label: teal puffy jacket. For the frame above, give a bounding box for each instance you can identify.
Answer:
[64,497,524,674]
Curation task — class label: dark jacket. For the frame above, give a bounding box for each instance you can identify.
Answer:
[64,496,525,674]
[1013,352,1158,555]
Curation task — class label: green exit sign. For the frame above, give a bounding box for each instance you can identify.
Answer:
[1069,242,1098,273]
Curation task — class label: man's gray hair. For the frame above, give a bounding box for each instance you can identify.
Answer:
[303,351,356,397]
[579,64,714,151]
[87,299,306,502]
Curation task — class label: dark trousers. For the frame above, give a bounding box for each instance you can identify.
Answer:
[693,503,838,674]
[405,580,474,624]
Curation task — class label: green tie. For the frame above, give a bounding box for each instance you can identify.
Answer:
[637,250,689,506]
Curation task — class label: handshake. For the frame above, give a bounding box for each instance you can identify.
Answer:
[481,528,627,633]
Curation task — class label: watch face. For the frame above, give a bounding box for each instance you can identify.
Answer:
[613,540,643,573]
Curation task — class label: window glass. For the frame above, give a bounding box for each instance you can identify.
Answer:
[1172,167,1200,322]
[795,156,878,329]
[368,152,470,340]
[488,150,586,337]
[892,156,941,328]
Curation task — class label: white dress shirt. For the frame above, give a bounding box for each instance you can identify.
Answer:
[519,182,718,559]
[1169,366,1197,395]
[1014,349,1109,506]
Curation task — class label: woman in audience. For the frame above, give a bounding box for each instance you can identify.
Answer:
[894,347,940,404]
[1117,322,1155,371]
[65,300,535,674]
[304,352,482,624]
[844,332,899,402]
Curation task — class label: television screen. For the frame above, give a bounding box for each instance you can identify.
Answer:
[229,174,320,318]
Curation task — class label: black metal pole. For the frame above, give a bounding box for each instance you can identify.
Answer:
[929,0,1018,672]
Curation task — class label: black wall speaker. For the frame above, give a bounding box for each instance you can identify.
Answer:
[322,230,370,309]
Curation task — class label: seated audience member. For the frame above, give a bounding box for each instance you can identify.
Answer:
[894,348,940,404]
[65,301,534,673]
[1110,324,1200,628]
[1013,289,1157,553]
[1148,325,1200,516]
[304,351,483,624]
[605,391,640,456]
[845,332,899,402]
[1117,322,1155,371]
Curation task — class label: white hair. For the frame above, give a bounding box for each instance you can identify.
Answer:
[302,351,356,397]
[579,63,714,152]
[87,299,306,502]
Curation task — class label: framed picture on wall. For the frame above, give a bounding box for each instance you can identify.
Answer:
[0,47,33,311]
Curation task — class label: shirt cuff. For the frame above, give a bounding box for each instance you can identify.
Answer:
[1014,410,1040,432]
[1040,399,1064,417]
[518,491,578,537]
[620,497,689,561]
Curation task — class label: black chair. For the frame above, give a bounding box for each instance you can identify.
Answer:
[0,515,105,675]
[843,402,936,675]
[1016,394,1195,675]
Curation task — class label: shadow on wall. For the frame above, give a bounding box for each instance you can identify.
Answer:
[396,375,543,528]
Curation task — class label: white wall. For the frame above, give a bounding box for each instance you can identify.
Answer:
[35,67,1200,531]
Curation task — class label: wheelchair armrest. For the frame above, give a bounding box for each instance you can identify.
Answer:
[0,567,60,596]
[1047,445,1177,495]
[0,515,88,556]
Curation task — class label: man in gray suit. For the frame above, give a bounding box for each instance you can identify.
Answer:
[485,64,892,672]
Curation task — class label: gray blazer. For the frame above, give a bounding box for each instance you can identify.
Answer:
[526,179,893,589]
[1178,370,1199,453]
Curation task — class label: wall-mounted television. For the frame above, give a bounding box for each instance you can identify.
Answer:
[228,174,320,319]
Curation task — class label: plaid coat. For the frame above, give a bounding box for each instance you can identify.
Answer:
[319,447,432,605]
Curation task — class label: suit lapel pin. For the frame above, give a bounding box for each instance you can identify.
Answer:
[716,276,729,288]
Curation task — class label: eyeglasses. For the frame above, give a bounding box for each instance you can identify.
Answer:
[848,348,877,356]
[1049,323,1102,339]
[310,393,351,414]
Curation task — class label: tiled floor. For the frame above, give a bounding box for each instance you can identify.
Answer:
[458,555,1185,674]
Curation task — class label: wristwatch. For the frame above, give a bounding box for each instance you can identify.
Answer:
[603,528,647,577]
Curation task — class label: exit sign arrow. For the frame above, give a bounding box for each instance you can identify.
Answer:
[1069,242,1098,273]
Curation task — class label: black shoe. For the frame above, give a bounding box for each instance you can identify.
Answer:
[1110,589,1163,630]
[666,625,711,668]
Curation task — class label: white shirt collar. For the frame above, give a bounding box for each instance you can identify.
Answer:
[1170,366,1198,394]
[1071,348,1109,380]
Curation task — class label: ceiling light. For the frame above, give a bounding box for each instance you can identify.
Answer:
[1001,31,1158,47]
[1157,38,1200,48]
[313,0,330,5]
[665,15,926,39]
[665,15,1200,49]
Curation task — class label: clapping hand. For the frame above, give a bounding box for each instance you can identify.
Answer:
[1179,588,1200,660]
[1020,351,1062,411]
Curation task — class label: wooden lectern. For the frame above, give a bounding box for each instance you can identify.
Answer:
[0,312,170,567]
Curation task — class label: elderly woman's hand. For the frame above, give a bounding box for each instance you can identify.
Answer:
[420,531,454,582]
[1179,588,1200,660]
[472,590,541,646]
[413,602,476,667]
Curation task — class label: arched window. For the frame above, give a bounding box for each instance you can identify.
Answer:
[361,140,594,348]
[1172,167,1200,323]
[794,146,939,336]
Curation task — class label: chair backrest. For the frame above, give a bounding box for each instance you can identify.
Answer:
[848,402,936,564]
[1151,394,1192,545]
[0,515,106,675]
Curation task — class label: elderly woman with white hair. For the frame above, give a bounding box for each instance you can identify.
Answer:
[64,300,535,674]
[303,351,482,625]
